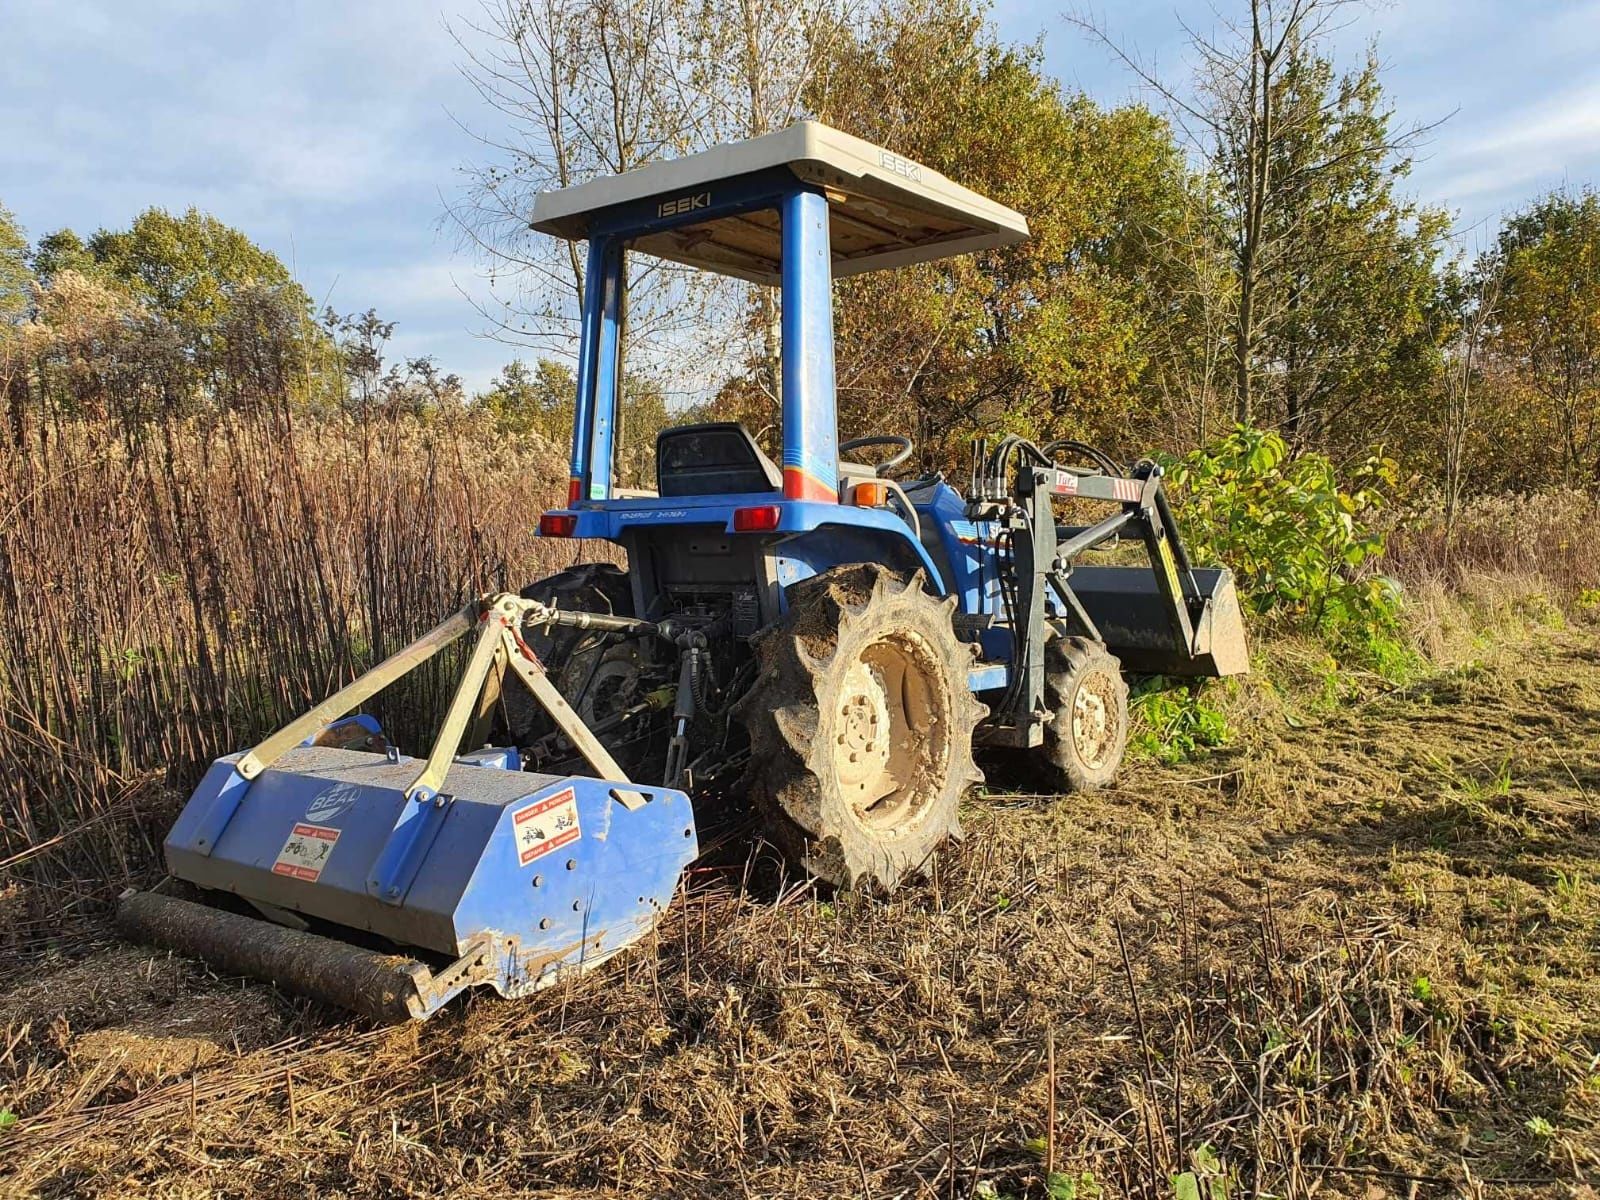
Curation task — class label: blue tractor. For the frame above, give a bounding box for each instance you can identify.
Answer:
[119,123,1247,1019]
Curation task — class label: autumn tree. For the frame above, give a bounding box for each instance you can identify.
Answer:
[476,357,576,442]
[1489,189,1600,488]
[1432,258,1501,543]
[810,0,1201,466]
[1076,0,1448,449]
[0,205,29,324]
[452,0,846,470]
[1,205,35,442]
[1254,49,1448,455]
[32,208,324,411]
[84,209,308,329]
[9,208,334,428]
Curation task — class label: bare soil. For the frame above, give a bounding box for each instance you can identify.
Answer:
[2,626,1597,1199]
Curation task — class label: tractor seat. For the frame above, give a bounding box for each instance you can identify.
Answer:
[656,423,782,497]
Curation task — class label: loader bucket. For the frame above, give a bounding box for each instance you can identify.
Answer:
[1068,565,1250,677]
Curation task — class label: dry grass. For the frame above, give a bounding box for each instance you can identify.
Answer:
[2,621,1596,1198]
[1389,489,1600,610]
[2,397,1597,1197]
[0,408,580,901]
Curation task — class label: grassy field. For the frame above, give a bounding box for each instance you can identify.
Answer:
[2,607,1595,1198]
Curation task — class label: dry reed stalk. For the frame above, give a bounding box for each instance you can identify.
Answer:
[1,402,580,905]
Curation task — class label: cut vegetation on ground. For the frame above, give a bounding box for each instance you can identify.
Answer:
[3,620,1595,1199]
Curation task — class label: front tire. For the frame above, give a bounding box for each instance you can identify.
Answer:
[736,564,985,890]
[1039,637,1128,791]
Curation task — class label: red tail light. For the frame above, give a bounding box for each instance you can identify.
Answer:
[732,505,782,533]
[567,476,583,505]
[539,512,578,538]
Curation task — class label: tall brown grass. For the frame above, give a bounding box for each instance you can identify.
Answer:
[1388,487,1600,604]
[0,405,576,894]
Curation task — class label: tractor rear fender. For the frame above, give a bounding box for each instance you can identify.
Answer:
[546,494,947,605]
[770,518,945,604]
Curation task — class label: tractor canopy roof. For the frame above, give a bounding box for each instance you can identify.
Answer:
[530,121,1029,284]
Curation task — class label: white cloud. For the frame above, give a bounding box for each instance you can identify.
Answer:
[1413,74,1600,221]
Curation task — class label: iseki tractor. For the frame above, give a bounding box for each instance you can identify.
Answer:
[119,122,1247,1019]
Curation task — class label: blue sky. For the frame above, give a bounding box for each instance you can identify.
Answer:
[5,0,1598,393]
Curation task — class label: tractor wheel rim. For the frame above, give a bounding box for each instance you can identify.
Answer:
[833,634,944,832]
[1072,674,1116,769]
[580,658,640,724]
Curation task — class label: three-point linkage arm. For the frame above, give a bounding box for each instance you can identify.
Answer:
[233,594,643,800]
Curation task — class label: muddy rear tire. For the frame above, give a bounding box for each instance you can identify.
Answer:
[736,564,985,890]
[1040,637,1128,792]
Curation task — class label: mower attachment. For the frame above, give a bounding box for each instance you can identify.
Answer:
[119,594,698,1020]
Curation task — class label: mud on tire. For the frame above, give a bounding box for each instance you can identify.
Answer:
[735,563,985,891]
[1040,636,1128,792]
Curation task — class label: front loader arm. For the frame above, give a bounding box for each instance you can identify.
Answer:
[971,445,1247,746]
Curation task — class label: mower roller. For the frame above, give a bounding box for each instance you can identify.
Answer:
[121,122,1247,1019]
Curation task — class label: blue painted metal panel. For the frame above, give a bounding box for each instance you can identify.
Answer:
[588,168,798,241]
[366,789,451,904]
[545,493,943,586]
[165,744,697,1001]
[913,481,1014,661]
[968,662,1009,692]
[570,236,610,498]
[588,241,625,500]
[779,189,839,502]
[772,525,936,604]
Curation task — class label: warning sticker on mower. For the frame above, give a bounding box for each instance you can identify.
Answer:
[271,823,341,882]
[512,788,581,866]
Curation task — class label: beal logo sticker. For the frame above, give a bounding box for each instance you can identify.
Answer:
[512,788,582,866]
[272,823,341,882]
[305,781,362,824]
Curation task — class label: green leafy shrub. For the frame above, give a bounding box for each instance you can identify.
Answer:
[1161,426,1413,678]
[1129,678,1229,763]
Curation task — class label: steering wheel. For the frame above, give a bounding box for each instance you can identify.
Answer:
[839,434,914,478]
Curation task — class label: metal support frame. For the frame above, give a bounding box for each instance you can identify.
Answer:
[1006,466,1054,741]
[568,236,610,503]
[984,461,1212,746]
[231,594,638,804]
[586,240,626,502]
[214,592,649,900]
[779,187,840,502]
[234,606,479,783]
[561,169,842,509]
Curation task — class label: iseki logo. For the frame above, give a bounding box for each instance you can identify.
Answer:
[878,151,922,182]
[658,191,711,218]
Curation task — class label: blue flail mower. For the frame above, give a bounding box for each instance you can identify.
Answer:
[117,594,699,1021]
